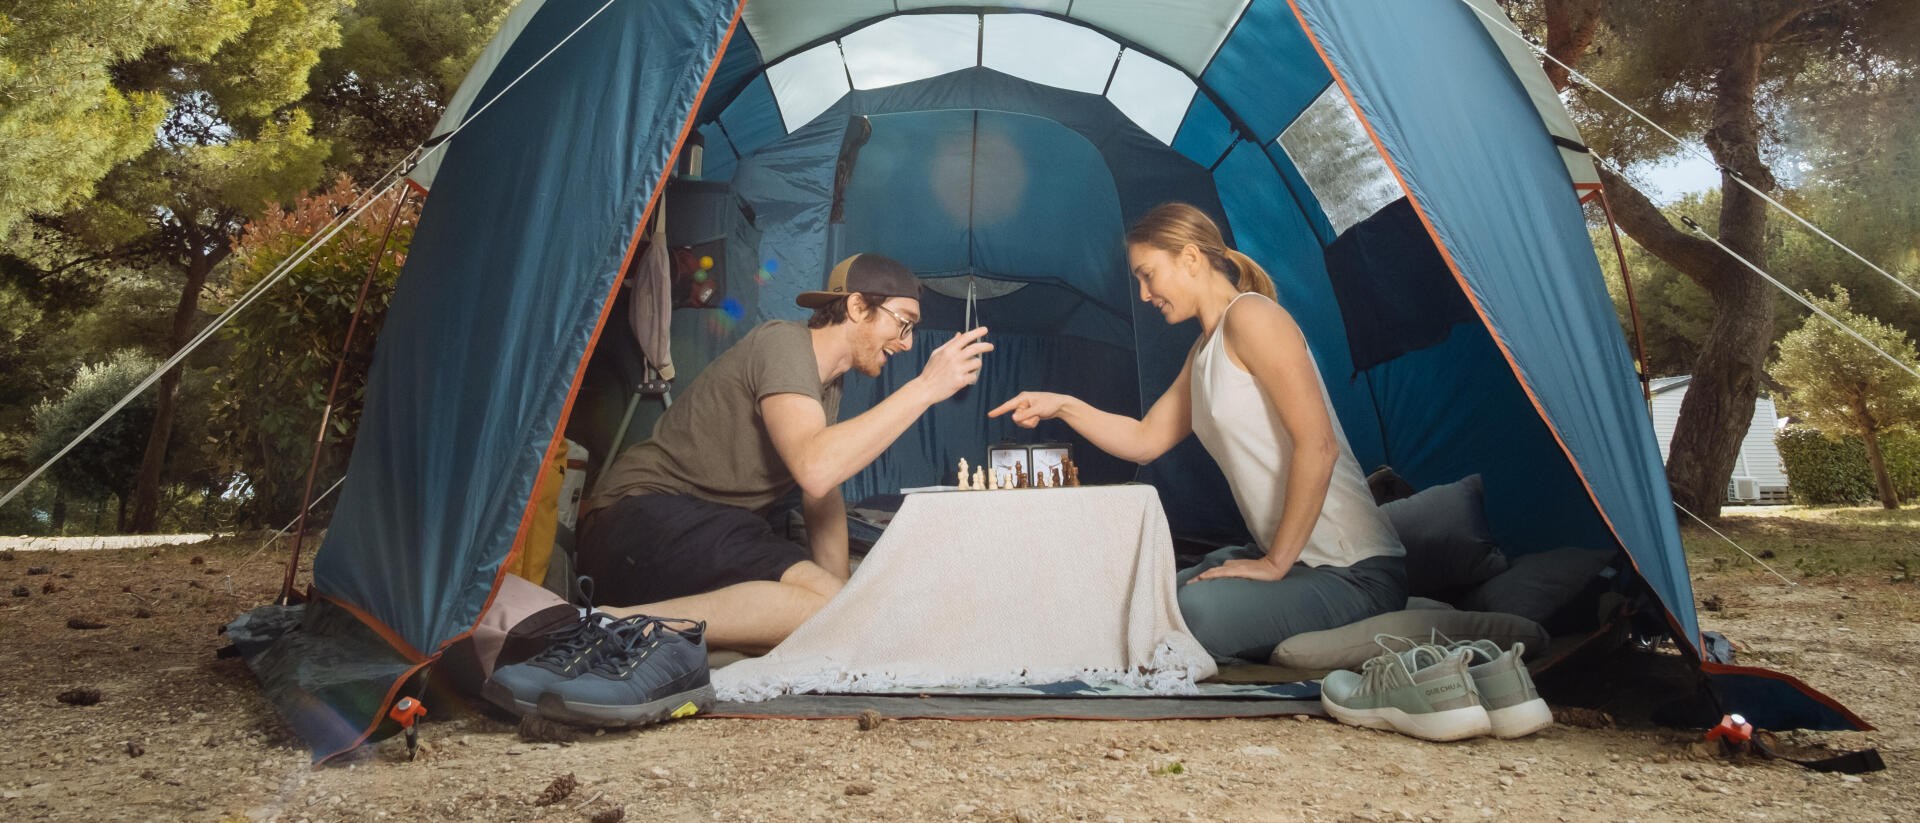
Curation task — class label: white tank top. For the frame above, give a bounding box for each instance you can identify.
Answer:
[1188,292,1405,568]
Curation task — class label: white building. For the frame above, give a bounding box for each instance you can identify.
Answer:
[1649,376,1791,504]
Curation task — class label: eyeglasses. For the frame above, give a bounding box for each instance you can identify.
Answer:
[875,303,916,340]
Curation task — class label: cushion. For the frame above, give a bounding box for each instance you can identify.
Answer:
[1269,608,1550,671]
[1459,546,1617,624]
[1366,465,1417,505]
[1380,474,1508,598]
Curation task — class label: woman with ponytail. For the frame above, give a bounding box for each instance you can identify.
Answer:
[990,203,1406,662]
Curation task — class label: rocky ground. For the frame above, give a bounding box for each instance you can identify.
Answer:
[0,507,1913,822]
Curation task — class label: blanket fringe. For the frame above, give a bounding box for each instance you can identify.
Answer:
[713,638,1215,703]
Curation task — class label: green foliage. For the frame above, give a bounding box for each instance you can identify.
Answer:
[207,176,417,526]
[307,0,515,182]
[0,0,350,236]
[1771,288,1920,437]
[27,351,161,504]
[0,0,231,234]
[1776,425,1920,505]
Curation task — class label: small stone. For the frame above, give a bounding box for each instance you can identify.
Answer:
[588,807,625,823]
[10,585,27,598]
[953,804,977,815]
[1841,775,1864,784]
[845,782,875,796]
[647,766,672,780]
[857,709,885,731]
[1105,748,1127,760]
[27,566,50,575]
[1240,746,1281,757]
[190,556,205,565]
[56,688,101,706]
[1498,776,1513,788]
[1015,810,1037,823]
[66,617,108,630]
[1651,754,1669,764]
[125,741,144,758]
[1294,714,1312,722]
[906,739,933,751]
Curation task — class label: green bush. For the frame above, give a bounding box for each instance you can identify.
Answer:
[1775,425,1920,505]
[207,175,416,527]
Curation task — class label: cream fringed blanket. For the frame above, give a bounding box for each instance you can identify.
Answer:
[713,485,1217,702]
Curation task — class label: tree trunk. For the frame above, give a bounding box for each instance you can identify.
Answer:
[129,235,224,533]
[1663,276,1772,517]
[50,484,66,532]
[1543,0,1605,92]
[1579,7,1800,519]
[1860,427,1900,510]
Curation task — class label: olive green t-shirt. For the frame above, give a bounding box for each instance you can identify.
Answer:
[587,321,841,515]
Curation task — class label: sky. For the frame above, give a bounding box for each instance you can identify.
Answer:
[1639,153,1724,204]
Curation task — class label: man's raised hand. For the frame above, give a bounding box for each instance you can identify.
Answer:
[918,326,993,402]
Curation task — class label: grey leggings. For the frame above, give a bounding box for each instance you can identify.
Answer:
[1176,546,1408,663]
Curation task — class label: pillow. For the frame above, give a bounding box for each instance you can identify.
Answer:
[1459,547,1617,624]
[1367,466,1417,505]
[1269,608,1550,671]
[1380,474,1508,598]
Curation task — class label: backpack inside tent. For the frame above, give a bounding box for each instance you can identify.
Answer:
[227,0,1867,762]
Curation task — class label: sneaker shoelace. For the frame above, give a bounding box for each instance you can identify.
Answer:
[588,617,702,678]
[527,614,620,670]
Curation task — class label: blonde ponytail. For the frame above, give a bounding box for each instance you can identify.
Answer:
[1224,248,1276,301]
[1126,203,1273,300]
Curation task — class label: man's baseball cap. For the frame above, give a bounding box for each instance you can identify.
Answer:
[795,253,922,309]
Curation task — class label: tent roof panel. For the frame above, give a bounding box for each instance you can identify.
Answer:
[766,41,851,132]
[742,0,894,60]
[741,0,1246,76]
[1057,0,1250,76]
[981,13,1121,95]
[843,14,980,90]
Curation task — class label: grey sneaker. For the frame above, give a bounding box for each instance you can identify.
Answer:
[1320,636,1492,741]
[536,617,714,727]
[1448,639,1553,738]
[482,612,646,716]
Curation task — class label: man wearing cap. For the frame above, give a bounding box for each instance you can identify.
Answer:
[580,254,992,653]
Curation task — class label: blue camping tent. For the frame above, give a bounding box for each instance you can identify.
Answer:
[235,0,1864,761]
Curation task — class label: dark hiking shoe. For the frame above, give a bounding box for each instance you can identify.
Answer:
[482,611,644,716]
[536,617,714,727]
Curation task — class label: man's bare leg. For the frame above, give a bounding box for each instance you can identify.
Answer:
[601,561,843,654]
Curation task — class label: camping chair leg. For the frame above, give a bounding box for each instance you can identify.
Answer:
[599,366,673,480]
[602,394,642,480]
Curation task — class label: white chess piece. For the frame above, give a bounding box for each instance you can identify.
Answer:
[973,467,986,490]
[957,457,970,489]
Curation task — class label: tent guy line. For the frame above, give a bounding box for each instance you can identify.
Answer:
[1673,501,1795,587]
[0,0,638,515]
[1455,0,1920,309]
[1682,217,1920,384]
[0,180,405,512]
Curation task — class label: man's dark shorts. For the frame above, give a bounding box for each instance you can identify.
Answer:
[575,493,809,606]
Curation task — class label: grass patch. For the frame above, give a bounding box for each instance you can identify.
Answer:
[1684,506,1920,580]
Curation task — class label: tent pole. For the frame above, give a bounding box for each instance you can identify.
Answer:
[279,186,412,605]
[1597,188,1653,408]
